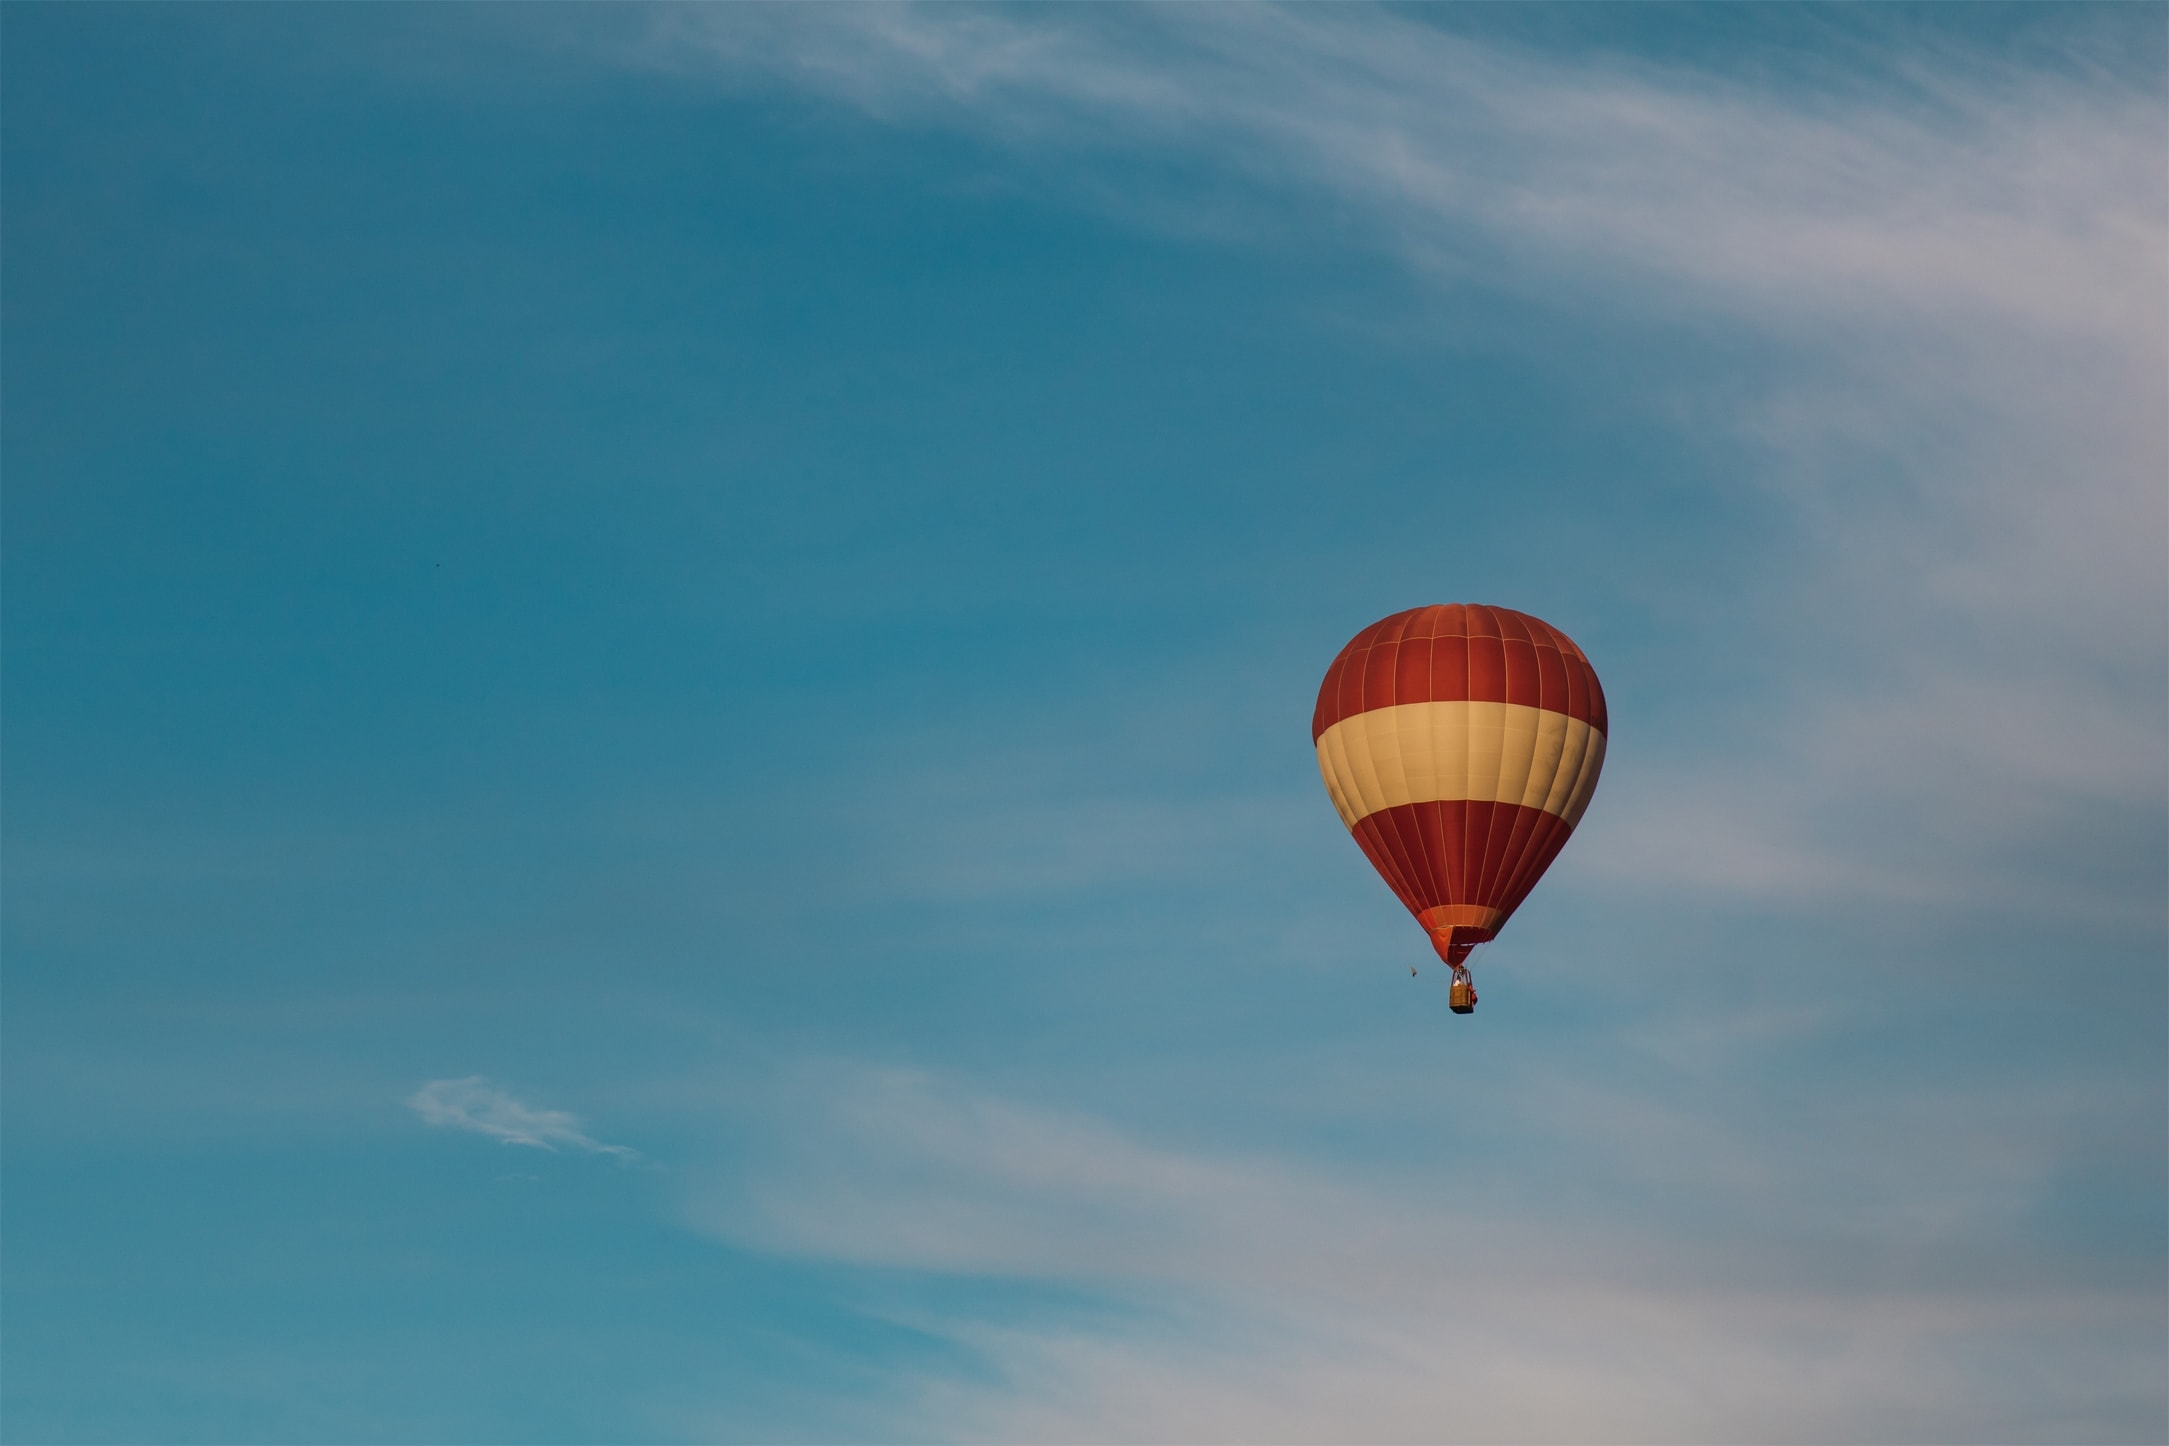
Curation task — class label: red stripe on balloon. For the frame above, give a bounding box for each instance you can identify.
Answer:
[1311,604,1607,740]
[1348,800,1580,936]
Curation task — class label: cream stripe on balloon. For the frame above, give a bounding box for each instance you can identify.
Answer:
[1315,701,1606,830]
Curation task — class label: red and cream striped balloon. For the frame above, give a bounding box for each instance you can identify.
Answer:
[1312,605,1607,966]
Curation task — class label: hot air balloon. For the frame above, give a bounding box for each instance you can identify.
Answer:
[1312,605,1606,1014]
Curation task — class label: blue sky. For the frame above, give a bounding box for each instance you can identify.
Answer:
[4,5,2163,1442]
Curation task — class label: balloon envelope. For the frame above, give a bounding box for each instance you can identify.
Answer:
[1312,604,1607,965]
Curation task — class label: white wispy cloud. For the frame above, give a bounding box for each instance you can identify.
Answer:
[407,1076,635,1158]
[685,1063,2163,1443]
[634,5,2157,349]
[626,3,2165,924]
